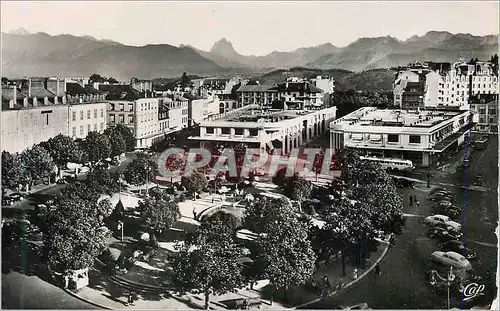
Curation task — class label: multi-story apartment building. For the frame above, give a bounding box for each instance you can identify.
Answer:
[100,84,163,148]
[236,84,279,109]
[470,94,498,134]
[1,77,107,153]
[311,76,335,94]
[65,81,107,139]
[236,78,325,110]
[188,95,221,126]
[330,107,478,167]
[394,61,498,110]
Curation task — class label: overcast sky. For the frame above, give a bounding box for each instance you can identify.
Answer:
[1,1,498,55]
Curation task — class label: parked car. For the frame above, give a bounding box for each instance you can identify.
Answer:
[428,227,462,242]
[8,193,23,201]
[430,251,472,270]
[432,221,462,234]
[439,240,477,260]
[430,192,454,202]
[433,205,461,219]
[429,187,448,195]
[424,215,461,231]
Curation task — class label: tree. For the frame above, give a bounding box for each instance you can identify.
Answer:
[139,196,180,236]
[243,196,296,235]
[253,211,316,304]
[204,211,241,234]
[272,167,287,186]
[170,219,246,309]
[180,72,191,90]
[181,170,208,193]
[86,166,121,195]
[103,128,127,158]
[43,196,109,271]
[107,77,118,84]
[89,74,107,83]
[281,175,313,213]
[490,54,499,76]
[1,151,28,189]
[109,124,135,152]
[123,153,157,192]
[82,131,111,168]
[42,134,78,173]
[21,145,55,185]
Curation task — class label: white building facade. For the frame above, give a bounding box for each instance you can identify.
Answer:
[330,107,478,167]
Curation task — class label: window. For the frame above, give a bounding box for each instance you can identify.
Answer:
[489,118,494,124]
[72,127,76,137]
[129,104,134,112]
[119,103,124,111]
[109,114,115,123]
[87,124,91,133]
[387,134,399,143]
[206,127,214,134]
[479,108,486,114]
[409,135,421,144]
[110,103,115,111]
[72,111,76,121]
[249,129,258,136]
[128,115,134,123]
[479,117,484,123]
[235,128,244,135]
[94,109,98,118]
[80,126,84,135]
[148,103,151,110]
[101,109,104,117]
[94,123,98,131]
[80,111,84,120]
[221,128,230,135]
[489,109,496,115]
[100,123,104,131]
[87,110,91,119]
[119,115,125,123]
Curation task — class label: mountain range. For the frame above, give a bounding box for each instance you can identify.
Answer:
[1,28,497,80]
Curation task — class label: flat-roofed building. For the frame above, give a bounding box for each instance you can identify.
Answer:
[189,105,337,154]
[330,107,478,167]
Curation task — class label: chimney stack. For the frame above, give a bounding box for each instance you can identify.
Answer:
[23,97,28,108]
[12,86,17,108]
[33,97,38,107]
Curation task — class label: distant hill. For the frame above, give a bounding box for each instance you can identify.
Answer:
[2,30,497,80]
[258,67,395,91]
[307,31,498,71]
[1,32,229,80]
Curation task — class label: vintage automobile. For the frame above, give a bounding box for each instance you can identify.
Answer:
[424,215,461,231]
[428,227,462,242]
[439,240,477,260]
[430,251,472,270]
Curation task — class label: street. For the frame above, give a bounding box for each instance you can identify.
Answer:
[304,137,498,309]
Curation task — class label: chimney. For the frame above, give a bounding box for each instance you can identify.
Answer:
[33,97,38,107]
[54,96,59,105]
[62,95,67,105]
[28,79,32,97]
[44,96,49,106]
[23,97,28,108]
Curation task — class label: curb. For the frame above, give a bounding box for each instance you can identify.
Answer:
[293,235,392,309]
[63,288,113,309]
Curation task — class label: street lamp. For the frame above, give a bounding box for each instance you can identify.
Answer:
[427,149,435,188]
[117,220,124,242]
[429,267,456,309]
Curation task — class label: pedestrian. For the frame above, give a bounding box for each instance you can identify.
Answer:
[353,268,358,279]
[242,299,249,310]
[311,279,320,296]
[127,292,134,306]
[409,195,414,206]
[416,200,420,208]
[192,208,197,220]
[375,263,381,276]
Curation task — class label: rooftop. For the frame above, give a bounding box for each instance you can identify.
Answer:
[100,84,149,101]
[331,107,464,130]
[236,84,278,92]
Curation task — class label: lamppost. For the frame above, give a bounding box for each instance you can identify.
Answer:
[429,267,456,309]
[117,220,124,242]
[427,149,435,188]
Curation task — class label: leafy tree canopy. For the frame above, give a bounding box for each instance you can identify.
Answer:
[139,196,180,235]
[21,145,55,183]
[82,131,111,167]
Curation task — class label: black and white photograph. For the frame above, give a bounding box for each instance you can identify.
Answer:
[1,1,499,310]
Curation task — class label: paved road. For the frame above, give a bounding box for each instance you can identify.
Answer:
[2,272,98,309]
[305,138,498,309]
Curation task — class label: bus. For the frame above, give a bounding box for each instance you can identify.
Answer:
[359,156,414,172]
